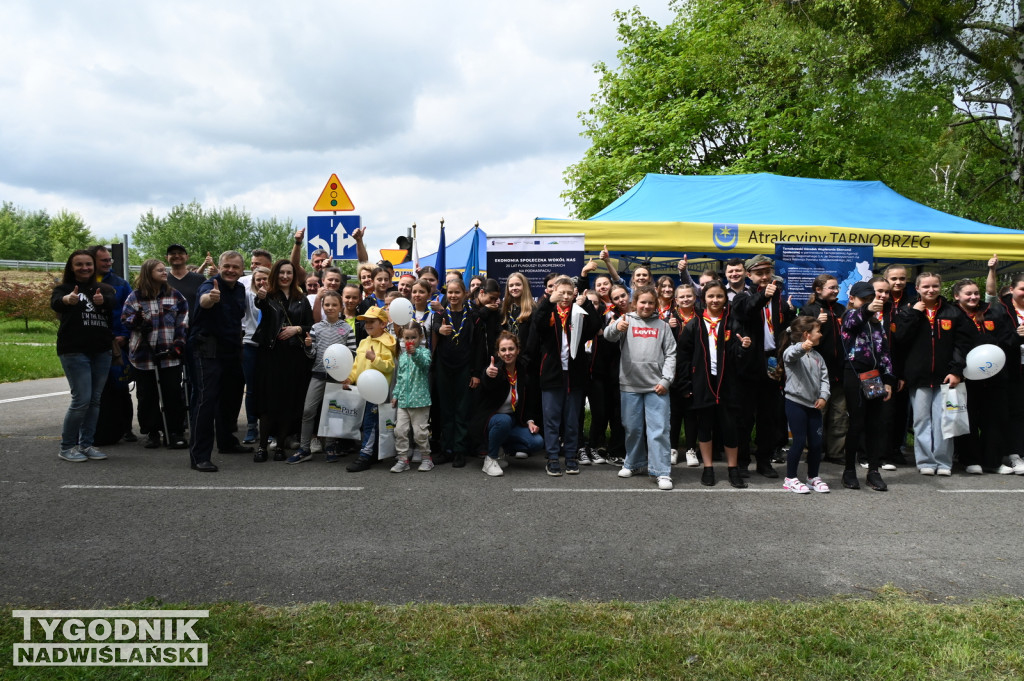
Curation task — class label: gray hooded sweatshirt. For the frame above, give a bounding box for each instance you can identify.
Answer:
[603,312,677,393]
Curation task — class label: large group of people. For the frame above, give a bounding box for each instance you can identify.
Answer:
[50,234,1024,492]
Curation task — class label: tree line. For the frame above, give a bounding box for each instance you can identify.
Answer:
[564,0,1024,231]
[0,200,296,265]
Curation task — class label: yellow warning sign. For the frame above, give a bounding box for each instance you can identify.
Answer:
[313,174,355,211]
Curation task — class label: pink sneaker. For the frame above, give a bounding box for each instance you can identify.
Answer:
[807,476,830,493]
[783,477,810,494]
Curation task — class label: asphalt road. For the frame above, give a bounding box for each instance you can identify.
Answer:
[2,377,1023,606]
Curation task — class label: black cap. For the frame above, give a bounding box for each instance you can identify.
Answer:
[166,244,187,254]
[849,281,874,299]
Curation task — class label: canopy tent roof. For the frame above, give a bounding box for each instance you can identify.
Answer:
[394,226,487,273]
[535,173,1024,276]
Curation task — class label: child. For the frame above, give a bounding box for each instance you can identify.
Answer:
[780,316,830,493]
[286,290,358,464]
[604,285,677,490]
[345,306,397,472]
[390,323,434,472]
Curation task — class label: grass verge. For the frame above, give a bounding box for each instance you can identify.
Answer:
[0,318,62,383]
[2,592,1023,680]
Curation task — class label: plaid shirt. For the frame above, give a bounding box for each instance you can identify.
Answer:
[121,287,189,370]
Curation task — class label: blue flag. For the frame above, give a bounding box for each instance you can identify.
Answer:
[463,226,480,286]
[435,224,446,283]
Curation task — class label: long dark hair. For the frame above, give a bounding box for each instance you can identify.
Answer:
[778,316,819,366]
[267,259,302,299]
[135,259,169,300]
[62,250,95,286]
[806,274,837,306]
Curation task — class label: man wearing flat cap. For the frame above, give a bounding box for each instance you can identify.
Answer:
[731,255,796,478]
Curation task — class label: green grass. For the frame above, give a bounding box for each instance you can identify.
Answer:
[2,593,1023,680]
[0,318,62,383]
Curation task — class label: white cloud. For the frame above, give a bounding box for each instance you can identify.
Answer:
[0,0,676,252]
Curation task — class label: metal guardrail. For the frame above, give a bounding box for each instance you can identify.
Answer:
[0,259,141,273]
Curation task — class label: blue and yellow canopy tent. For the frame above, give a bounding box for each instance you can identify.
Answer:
[533,173,1024,278]
[393,226,488,275]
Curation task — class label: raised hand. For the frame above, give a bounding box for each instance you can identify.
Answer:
[439,323,453,336]
[304,332,312,347]
[64,286,80,306]
[801,339,814,351]
[207,279,221,304]
[294,227,305,241]
[352,226,366,241]
[581,259,597,275]
[765,280,777,298]
[816,311,828,324]
[668,315,678,328]
[677,255,687,272]
[740,335,752,348]
[988,253,999,269]
[256,282,267,300]
[600,244,610,261]
[616,316,629,332]
[486,356,498,378]
[91,287,104,305]
[868,298,883,313]
[365,346,376,362]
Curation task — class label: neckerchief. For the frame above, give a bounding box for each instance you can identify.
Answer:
[925,304,939,325]
[445,304,467,344]
[556,304,570,330]
[703,311,722,338]
[960,304,983,333]
[676,307,695,324]
[506,367,517,410]
[659,302,671,320]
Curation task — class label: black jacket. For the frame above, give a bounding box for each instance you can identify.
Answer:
[51,281,115,355]
[801,299,846,382]
[471,357,541,444]
[895,297,970,390]
[254,291,313,350]
[983,294,1024,384]
[532,296,603,392]
[675,307,749,408]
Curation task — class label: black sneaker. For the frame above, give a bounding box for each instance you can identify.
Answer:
[253,448,268,463]
[866,469,888,492]
[168,433,187,449]
[346,457,373,472]
[565,458,580,475]
[701,466,716,487]
[728,467,747,489]
[771,448,786,464]
[143,433,161,449]
[842,469,860,489]
[123,430,138,443]
[452,452,466,468]
[546,459,562,477]
[756,464,780,479]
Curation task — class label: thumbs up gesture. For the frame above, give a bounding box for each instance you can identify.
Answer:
[677,255,687,272]
[304,332,312,347]
[581,259,597,275]
[486,355,498,378]
[989,253,999,269]
[64,286,80,306]
[256,282,267,300]
[740,335,752,348]
[91,287,104,305]
[765,280,777,298]
[616,315,629,332]
[600,244,610,261]
[365,346,376,362]
[207,279,221,304]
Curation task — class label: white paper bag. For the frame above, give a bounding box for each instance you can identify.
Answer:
[318,384,364,440]
[376,402,397,460]
[941,383,969,439]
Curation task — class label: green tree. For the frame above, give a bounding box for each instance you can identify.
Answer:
[563,0,1024,229]
[48,209,96,263]
[132,201,296,265]
[0,202,50,261]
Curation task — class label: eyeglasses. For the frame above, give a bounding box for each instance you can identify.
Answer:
[97,258,113,263]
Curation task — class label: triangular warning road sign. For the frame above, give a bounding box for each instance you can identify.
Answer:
[313,174,355,211]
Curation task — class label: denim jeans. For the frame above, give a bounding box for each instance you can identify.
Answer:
[486,413,544,460]
[360,402,379,459]
[59,351,112,450]
[541,383,584,460]
[621,390,671,477]
[911,386,952,471]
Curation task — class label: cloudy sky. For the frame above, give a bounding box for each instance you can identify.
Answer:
[0,0,675,259]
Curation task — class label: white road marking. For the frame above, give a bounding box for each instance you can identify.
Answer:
[936,489,1024,493]
[513,488,790,493]
[61,485,364,491]
[0,391,69,404]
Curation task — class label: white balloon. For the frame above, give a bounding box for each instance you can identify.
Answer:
[964,343,1006,380]
[357,369,390,404]
[323,344,354,382]
[389,297,414,326]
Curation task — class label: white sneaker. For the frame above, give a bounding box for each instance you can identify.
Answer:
[58,447,87,463]
[514,451,528,459]
[618,467,634,478]
[999,464,1016,475]
[965,465,983,475]
[783,477,810,494]
[920,467,936,476]
[79,446,107,460]
[390,459,410,473]
[657,475,673,490]
[1009,454,1024,474]
[881,463,897,471]
[482,457,504,477]
[310,437,323,454]
[418,459,434,472]
[936,468,952,477]
[670,449,678,465]
[685,449,699,467]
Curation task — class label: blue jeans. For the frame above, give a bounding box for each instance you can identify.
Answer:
[486,413,544,460]
[912,386,952,471]
[541,383,584,460]
[360,403,379,459]
[784,398,823,479]
[59,351,112,450]
[621,390,671,477]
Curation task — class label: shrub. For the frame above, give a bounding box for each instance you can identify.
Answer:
[0,278,58,331]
